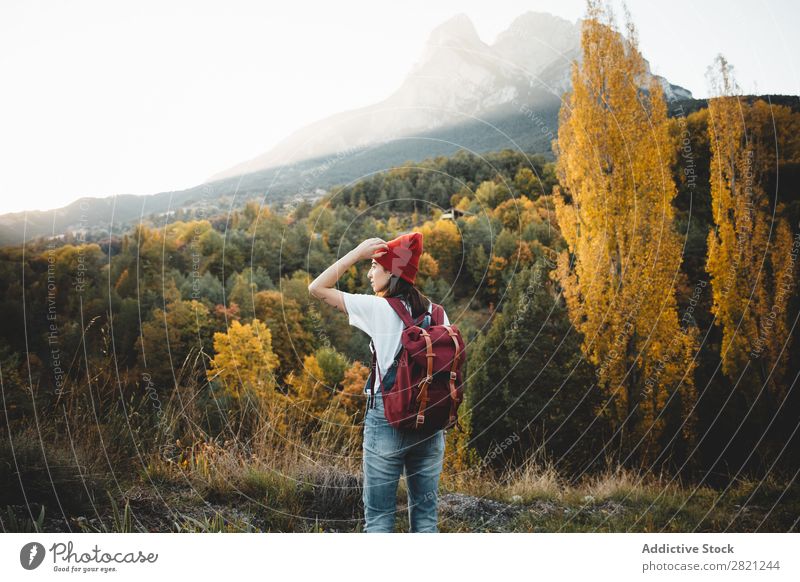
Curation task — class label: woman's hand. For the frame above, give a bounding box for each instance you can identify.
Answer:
[308,237,387,314]
[353,238,389,261]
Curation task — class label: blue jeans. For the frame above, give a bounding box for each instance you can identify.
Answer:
[362,388,446,532]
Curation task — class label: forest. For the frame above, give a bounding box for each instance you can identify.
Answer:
[1,5,798,532]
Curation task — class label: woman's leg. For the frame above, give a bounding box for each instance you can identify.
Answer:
[403,429,445,532]
[362,391,405,532]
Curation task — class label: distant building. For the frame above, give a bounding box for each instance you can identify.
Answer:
[440,207,472,221]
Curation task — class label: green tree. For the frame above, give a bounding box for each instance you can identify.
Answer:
[136,299,213,386]
[467,263,598,473]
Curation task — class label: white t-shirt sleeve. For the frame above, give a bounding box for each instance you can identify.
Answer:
[342,292,451,333]
[341,292,383,337]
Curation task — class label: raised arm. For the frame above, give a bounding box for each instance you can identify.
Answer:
[308,238,388,313]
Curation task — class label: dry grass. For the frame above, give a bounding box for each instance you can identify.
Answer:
[2,355,796,532]
[502,456,566,503]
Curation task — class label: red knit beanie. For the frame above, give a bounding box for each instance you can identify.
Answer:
[375,232,423,284]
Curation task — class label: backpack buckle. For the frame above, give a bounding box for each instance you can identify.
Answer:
[450,371,457,380]
[415,413,425,427]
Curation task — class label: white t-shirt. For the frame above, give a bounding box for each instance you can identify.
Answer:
[342,292,450,390]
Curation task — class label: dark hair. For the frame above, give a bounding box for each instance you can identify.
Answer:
[381,275,431,319]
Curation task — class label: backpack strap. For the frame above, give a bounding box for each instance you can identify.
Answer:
[445,326,462,427]
[414,328,435,428]
[367,339,377,409]
[429,303,445,326]
[383,297,431,329]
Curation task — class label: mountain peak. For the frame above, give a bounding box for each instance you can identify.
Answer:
[426,13,482,48]
[491,11,580,76]
[206,10,692,183]
[500,10,575,38]
[407,12,490,81]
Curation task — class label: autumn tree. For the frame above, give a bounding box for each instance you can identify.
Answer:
[207,318,280,401]
[418,220,462,282]
[474,180,511,208]
[311,357,369,452]
[705,56,798,408]
[206,318,286,440]
[415,252,440,286]
[253,289,314,381]
[553,2,698,468]
[334,360,370,420]
[284,354,330,416]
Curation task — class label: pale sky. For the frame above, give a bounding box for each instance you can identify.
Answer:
[1,0,797,214]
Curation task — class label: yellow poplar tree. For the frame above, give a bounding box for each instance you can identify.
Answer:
[705,56,797,404]
[553,1,698,465]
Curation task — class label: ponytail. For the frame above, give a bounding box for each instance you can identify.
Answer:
[380,275,431,319]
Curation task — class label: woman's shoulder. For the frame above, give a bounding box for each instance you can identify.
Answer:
[341,291,396,314]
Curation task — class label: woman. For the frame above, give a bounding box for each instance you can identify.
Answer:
[307,232,450,533]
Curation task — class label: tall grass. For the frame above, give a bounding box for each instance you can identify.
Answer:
[2,348,795,532]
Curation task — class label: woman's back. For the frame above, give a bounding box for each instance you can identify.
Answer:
[308,233,447,532]
[341,292,450,387]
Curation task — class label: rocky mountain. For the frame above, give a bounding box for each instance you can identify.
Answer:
[209,11,691,181]
[0,11,696,246]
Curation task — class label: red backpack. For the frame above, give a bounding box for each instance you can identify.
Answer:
[365,297,467,432]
